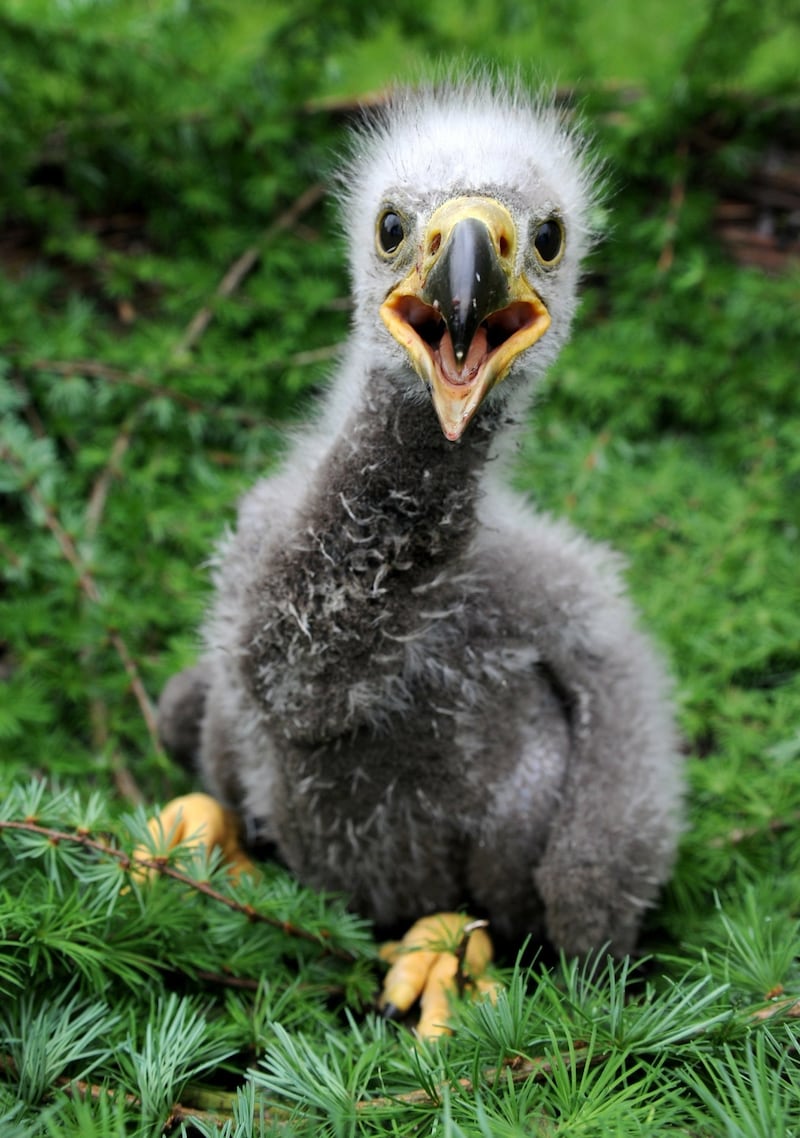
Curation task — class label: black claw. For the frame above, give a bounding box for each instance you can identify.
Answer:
[380,1001,401,1021]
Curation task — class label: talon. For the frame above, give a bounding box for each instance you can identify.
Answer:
[133,792,256,882]
[377,912,495,1038]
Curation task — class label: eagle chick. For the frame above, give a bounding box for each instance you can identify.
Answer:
[159,76,682,1001]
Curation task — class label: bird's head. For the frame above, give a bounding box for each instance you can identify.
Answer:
[340,76,599,441]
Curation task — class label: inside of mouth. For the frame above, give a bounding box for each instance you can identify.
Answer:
[393,296,538,358]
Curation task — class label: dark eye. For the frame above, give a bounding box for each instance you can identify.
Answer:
[377,210,405,256]
[533,219,563,264]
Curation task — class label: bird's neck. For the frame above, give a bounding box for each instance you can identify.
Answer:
[245,368,501,741]
[302,368,497,571]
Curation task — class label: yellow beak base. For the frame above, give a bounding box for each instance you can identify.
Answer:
[380,197,551,441]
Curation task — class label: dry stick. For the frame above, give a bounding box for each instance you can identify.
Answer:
[109,752,146,806]
[84,411,144,802]
[172,180,327,359]
[0,441,161,752]
[24,1045,601,1129]
[367,999,800,1113]
[8,375,140,800]
[0,816,356,959]
[0,1049,236,1133]
[357,1048,599,1112]
[59,1073,227,1133]
[751,996,800,1021]
[85,411,139,538]
[453,918,490,998]
[166,1048,600,1128]
[656,138,689,275]
[709,810,800,848]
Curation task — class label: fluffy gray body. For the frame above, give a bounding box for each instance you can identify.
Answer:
[159,78,682,955]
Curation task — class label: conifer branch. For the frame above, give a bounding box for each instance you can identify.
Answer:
[0,817,357,960]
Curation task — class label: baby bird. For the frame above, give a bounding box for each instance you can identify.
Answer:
[158,75,682,1028]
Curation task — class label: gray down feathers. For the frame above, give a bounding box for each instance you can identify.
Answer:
[159,77,683,955]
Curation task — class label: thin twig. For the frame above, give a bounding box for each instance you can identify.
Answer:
[194,969,261,991]
[85,411,138,538]
[1,440,162,752]
[110,749,146,807]
[2,1044,599,1127]
[7,380,144,798]
[172,181,327,359]
[61,1074,230,1133]
[709,811,800,848]
[656,139,689,274]
[14,997,795,1129]
[751,996,800,1021]
[357,1047,599,1110]
[0,817,357,960]
[24,357,276,427]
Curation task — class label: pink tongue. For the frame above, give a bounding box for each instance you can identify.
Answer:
[437,326,489,386]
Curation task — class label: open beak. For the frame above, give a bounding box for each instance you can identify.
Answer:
[380,196,551,441]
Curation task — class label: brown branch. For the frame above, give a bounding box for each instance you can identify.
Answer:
[1,440,162,751]
[170,1050,600,1128]
[709,811,800,848]
[194,969,261,991]
[172,181,327,359]
[0,1051,227,1132]
[365,1000,798,1113]
[109,750,146,807]
[751,995,800,1022]
[358,1047,599,1111]
[2,1042,599,1126]
[0,817,356,960]
[15,997,794,1127]
[9,373,64,448]
[85,412,138,538]
[8,379,146,804]
[656,139,689,274]
[24,358,276,427]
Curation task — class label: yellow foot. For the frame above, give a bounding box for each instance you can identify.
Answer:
[133,792,256,882]
[378,912,498,1039]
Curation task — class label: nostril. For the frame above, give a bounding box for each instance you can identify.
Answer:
[498,234,510,258]
[429,232,441,256]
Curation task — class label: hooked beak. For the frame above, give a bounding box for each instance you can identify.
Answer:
[380,196,551,441]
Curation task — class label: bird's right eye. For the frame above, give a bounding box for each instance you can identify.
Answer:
[377,210,406,256]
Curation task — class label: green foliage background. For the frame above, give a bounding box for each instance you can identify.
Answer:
[1,0,799,1133]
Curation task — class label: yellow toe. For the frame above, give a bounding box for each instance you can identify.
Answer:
[378,912,494,1039]
[134,793,256,882]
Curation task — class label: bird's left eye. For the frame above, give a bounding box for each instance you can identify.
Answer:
[377,210,406,256]
[533,219,564,265]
